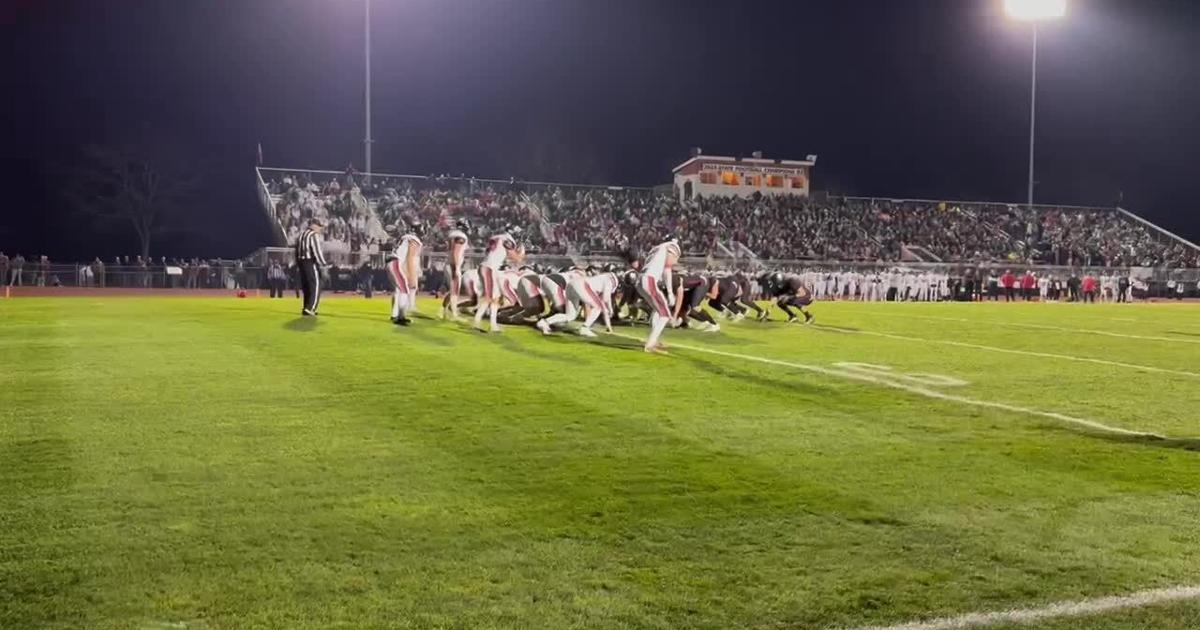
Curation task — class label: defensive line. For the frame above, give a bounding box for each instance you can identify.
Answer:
[844,584,1200,630]
[609,333,1168,440]
[812,325,1200,379]
[892,313,1200,345]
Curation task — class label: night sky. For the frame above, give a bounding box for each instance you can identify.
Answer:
[4,0,1199,259]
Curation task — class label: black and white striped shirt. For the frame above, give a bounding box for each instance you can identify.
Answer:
[295,228,327,266]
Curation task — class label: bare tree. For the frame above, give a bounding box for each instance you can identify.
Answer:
[64,145,197,259]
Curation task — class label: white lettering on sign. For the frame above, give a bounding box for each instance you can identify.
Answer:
[699,164,804,175]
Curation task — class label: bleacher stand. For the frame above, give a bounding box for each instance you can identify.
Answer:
[256,168,1198,269]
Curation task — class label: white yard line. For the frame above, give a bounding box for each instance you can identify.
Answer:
[845,585,1200,630]
[610,333,1165,439]
[814,326,1200,379]
[892,314,1200,345]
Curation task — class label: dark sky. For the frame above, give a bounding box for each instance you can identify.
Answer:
[3,0,1199,258]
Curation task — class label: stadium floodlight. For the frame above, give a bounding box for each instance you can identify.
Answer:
[1005,0,1066,21]
[1005,0,1065,210]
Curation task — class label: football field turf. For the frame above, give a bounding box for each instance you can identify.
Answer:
[2,296,1199,629]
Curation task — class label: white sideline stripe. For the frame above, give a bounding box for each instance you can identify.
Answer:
[610,334,1163,439]
[845,585,1200,630]
[815,326,1200,379]
[894,314,1200,345]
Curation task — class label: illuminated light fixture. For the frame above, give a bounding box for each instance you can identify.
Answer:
[1005,0,1066,22]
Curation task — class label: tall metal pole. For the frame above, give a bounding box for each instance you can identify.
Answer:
[1026,24,1038,210]
[364,0,373,185]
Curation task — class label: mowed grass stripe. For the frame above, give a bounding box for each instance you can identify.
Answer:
[813,324,1200,379]
[891,312,1200,344]
[674,313,1197,437]
[0,301,93,628]
[823,306,1200,373]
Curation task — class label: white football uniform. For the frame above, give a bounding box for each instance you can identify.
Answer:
[541,272,620,334]
[387,233,422,320]
[387,234,422,293]
[478,233,517,301]
[637,240,680,351]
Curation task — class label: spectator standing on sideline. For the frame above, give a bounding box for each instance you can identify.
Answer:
[92,258,106,288]
[234,260,246,290]
[267,259,286,298]
[289,262,300,298]
[1081,272,1098,303]
[1000,270,1016,302]
[1117,274,1130,303]
[36,255,49,286]
[1067,273,1080,302]
[1021,271,1036,301]
[0,252,8,287]
[137,256,149,288]
[358,260,374,299]
[295,218,328,315]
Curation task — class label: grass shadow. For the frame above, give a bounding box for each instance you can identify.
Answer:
[1091,432,1200,453]
[675,352,831,397]
[1164,330,1200,338]
[315,311,388,323]
[813,323,861,333]
[673,327,767,346]
[450,326,587,364]
[395,322,456,347]
[571,332,647,353]
[283,317,319,332]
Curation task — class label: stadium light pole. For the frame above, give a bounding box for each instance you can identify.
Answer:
[1005,0,1065,210]
[364,0,373,185]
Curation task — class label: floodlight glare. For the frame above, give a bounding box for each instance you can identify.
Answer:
[1005,0,1066,21]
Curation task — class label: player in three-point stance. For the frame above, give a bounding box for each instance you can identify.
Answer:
[386,222,423,326]
[496,266,546,325]
[441,219,471,320]
[535,266,585,331]
[473,226,525,333]
[637,236,681,353]
[669,271,720,332]
[537,269,621,337]
[766,272,816,324]
[734,270,768,321]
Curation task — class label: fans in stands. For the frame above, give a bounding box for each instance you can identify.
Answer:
[261,170,1198,269]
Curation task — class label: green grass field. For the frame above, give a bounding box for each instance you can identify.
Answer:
[3,295,1199,629]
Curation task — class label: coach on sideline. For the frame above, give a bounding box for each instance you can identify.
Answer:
[295,218,328,316]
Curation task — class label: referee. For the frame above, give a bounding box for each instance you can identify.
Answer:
[295,218,327,316]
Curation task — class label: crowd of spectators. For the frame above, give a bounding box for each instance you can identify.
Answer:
[268,171,386,259]
[989,205,1197,267]
[262,170,1197,268]
[2,254,261,289]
